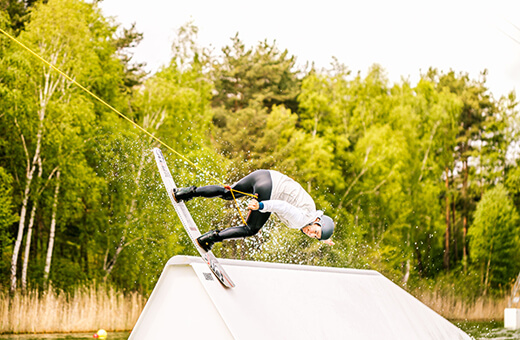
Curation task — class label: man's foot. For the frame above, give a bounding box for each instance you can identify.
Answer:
[197,230,221,252]
[172,186,197,202]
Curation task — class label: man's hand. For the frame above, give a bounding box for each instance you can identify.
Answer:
[322,239,335,246]
[248,199,260,211]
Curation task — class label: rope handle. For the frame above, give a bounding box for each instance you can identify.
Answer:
[224,186,258,225]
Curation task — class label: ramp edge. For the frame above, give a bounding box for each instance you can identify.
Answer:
[167,255,380,276]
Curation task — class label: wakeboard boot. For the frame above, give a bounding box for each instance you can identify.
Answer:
[197,230,221,252]
[172,186,197,202]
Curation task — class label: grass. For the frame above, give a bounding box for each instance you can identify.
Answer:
[413,289,508,321]
[0,285,145,334]
[0,283,509,334]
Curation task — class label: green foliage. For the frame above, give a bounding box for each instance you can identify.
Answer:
[0,0,30,32]
[212,34,301,113]
[0,0,519,302]
[0,168,18,282]
[469,184,520,291]
[505,164,520,211]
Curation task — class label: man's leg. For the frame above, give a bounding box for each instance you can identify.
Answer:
[173,185,229,202]
[175,170,272,202]
[197,170,273,251]
[217,210,272,239]
[197,211,271,251]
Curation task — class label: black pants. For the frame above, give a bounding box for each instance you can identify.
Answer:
[193,170,272,240]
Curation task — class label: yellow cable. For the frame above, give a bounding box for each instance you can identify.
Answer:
[229,186,247,226]
[0,27,255,225]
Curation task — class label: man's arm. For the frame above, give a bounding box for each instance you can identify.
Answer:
[322,239,335,246]
[248,199,311,229]
[248,199,334,246]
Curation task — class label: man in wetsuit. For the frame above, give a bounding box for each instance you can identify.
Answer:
[173,170,335,252]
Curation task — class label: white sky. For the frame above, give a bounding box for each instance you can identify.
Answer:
[98,0,520,99]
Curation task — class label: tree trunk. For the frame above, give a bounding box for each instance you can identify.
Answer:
[452,195,458,262]
[462,215,468,271]
[103,235,126,279]
[312,113,320,137]
[484,242,494,296]
[44,169,60,285]
[414,241,424,277]
[10,52,60,292]
[103,111,165,279]
[10,122,43,292]
[10,176,32,292]
[103,143,146,278]
[444,166,451,271]
[21,202,37,291]
[462,159,469,272]
[21,156,44,291]
[402,258,411,284]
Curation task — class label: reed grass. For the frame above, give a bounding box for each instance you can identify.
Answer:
[0,285,146,334]
[413,289,508,321]
[0,283,508,334]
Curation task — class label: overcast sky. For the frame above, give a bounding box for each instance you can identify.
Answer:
[98,0,520,99]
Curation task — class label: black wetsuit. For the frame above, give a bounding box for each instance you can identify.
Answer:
[191,170,272,240]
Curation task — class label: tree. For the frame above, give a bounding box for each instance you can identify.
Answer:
[212,34,301,113]
[469,184,520,294]
[6,0,103,291]
[211,36,302,181]
[42,169,59,285]
[506,165,520,213]
[375,79,456,280]
[95,22,222,286]
[3,0,136,291]
[298,72,340,138]
[0,167,18,279]
[482,92,519,187]
[432,70,495,270]
[0,0,36,33]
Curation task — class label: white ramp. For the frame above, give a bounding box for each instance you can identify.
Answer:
[129,255,470,340]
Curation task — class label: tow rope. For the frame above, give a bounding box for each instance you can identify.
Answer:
[0,27,254,226]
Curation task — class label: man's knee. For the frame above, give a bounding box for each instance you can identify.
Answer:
[243,223,262,237]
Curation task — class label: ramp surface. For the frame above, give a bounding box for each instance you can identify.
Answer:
[129,255,470,340]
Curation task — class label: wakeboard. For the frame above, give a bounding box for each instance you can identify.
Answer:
[153,147,235,288]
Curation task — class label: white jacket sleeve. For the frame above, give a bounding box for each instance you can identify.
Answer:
[259,200,312,229]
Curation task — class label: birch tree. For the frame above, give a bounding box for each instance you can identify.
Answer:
[8,0,105,291]
[43,169,60,285]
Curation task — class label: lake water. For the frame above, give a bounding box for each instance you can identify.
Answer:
[456,321,520,339]
[0,323,519,339]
